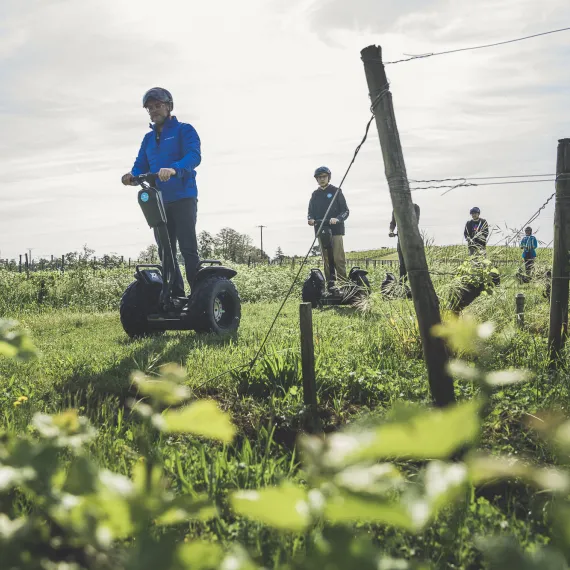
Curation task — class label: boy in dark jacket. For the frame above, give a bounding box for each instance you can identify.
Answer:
[307,166,349,286]
[389,204,420,281]
[520,226,538,276]
[464,207,489,255]
[121,87,201,297]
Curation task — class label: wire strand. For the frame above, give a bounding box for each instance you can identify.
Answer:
[385,26,570,65]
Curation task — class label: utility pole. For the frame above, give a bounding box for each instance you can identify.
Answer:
[361,45,455,407]
[256,225,266,260]
[548,138,570,366]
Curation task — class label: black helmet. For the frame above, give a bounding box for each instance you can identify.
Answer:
[314,166,331,178]
[142,87,173,111]
[470,206,480,214]
[525,226,532,232]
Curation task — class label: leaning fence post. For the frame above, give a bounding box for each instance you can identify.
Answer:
[516,293,525,329]
[361,44,455,407]
[299,303,320,433]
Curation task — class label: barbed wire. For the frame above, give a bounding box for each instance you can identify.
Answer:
[385,26,570,65]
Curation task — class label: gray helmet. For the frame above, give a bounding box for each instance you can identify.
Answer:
[142,87,173,111]
[314,166,331,178]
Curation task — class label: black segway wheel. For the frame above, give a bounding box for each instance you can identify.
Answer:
[120,280,160,338]
[188,276,241,334]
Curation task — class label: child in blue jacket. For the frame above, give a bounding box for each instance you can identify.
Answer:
[520,226,538,276]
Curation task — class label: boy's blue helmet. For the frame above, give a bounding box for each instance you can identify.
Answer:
[470,206,480,214]
[314,166,331,178]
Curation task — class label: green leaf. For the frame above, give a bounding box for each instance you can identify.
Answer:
[158,400,235,443]
[0,465,36,492]
[432,317,494,355]
[317,400,481,466]
[32,411,97,449]
[468,454,569,493]
[0,514,27,541]
[155,495,217,526]
[63,456,98,495]
[231,483,311,532]
[333,463,404,495]
[131,365,191,406]
[0,319,37,361]
[485,369,531,387]
[175,541,224,570]
[423,461,469,513]
[324,490,416,530]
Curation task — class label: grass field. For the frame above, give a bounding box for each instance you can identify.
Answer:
[1,245,568,569]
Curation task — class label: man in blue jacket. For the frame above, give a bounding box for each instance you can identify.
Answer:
[121,87,201,297]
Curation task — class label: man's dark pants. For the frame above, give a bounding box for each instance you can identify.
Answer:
[154,197,199,297]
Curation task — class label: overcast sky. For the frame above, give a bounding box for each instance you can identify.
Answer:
[0,0,568,261]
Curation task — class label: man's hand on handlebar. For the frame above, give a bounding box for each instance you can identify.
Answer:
[121,172,137,186]
[330,218,339,225]
[158,168,176,182]
[389,232,396,238]
[308,219,315,226]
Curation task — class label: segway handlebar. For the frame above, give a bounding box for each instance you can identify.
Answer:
[131,173,158,186]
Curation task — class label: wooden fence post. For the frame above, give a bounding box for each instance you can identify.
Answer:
[19,255,22,273]
[299,303,320,433]
[61,255,65,273]
[25,254,29,279]
[548,138,570,365]
[361,44,455,407]
[516,293,525,329]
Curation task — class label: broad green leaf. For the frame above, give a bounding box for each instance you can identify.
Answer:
[0,465,36,492]
[319,399,481,466]
[324,490,416,530]
[32,411,97,449]
[485,369,531,387]
[176,541,224,570]
[423,461,469,512]
[159,400,235,443]
[0,514,27,541]
[468,454,569,493]
[63,456,98,495]
[447,359,480,382]
[0,319,37,361]
[433,317,494,355]
[155,495,217,525]
[333,463,404,495]
[132,367,191,406]
[231,483,311,532]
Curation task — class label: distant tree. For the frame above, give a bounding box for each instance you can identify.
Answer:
[274,246,285,262]
[139,244,159,263]
[198,231,216,259]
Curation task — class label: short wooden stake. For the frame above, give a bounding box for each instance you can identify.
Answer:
[299,302,320,433]
[516,293,525,329]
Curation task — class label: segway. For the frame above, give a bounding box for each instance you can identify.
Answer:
[120,173,241,338]
[302,219,371,308]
